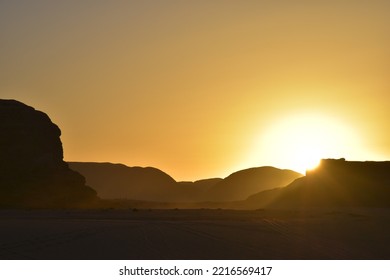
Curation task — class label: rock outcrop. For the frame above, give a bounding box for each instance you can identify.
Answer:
[244,159,390,209]
[0,99,97,208]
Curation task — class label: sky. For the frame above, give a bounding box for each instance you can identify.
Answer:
[1,0,390,181]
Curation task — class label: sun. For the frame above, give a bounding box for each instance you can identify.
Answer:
[293,144,322,172]
[248,113,361,174]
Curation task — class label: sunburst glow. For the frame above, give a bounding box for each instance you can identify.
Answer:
[249,113,362,174]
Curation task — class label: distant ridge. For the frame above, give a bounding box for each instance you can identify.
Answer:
[206,167,302,201]
[69,162,302,202]
[68,162,178,202]
[177,178,223,201]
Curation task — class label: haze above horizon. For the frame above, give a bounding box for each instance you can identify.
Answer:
[1,0,390,181]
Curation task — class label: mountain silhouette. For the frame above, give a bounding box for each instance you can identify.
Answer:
[244,159,390,209]
[206,167,302,201]
[177,178,223,201]
[69,162,224,202]
[69,162,301,202]
[0,99,97,208]
[68,162,179,201]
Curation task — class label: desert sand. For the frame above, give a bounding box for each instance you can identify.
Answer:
[0,208,389,260]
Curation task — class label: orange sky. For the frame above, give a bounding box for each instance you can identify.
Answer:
[1,0,390,180]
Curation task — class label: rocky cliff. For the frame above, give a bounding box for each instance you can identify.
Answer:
[0,99,97,208]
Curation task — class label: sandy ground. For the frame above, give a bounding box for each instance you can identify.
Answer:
[0,208,389,259]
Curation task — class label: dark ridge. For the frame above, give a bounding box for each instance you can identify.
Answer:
[244,159,390,209]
